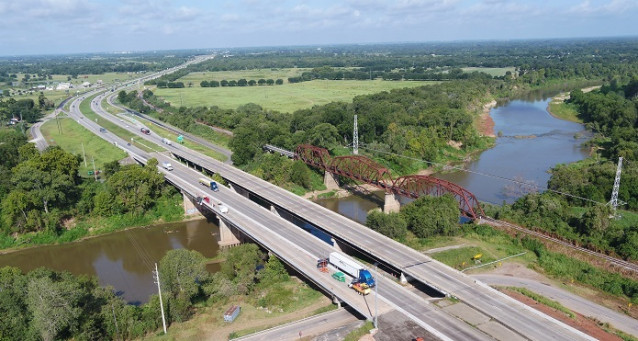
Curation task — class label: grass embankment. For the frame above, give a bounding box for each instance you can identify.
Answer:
[548,100,582,123]
[421,225,638,308]
[0,192,184,250]
[40,117,127,176]
[506,287,575,318]
[343,321,375,341]
[145,279,331,340]
[79,94,163,153]
[154,78,437,113]
[141,119,228,162]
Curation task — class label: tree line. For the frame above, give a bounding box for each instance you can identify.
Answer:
[200,78,284,87]
[0,129,181,247]
[0,244,298,340]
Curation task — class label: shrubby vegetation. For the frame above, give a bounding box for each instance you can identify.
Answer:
[0,129,181,248]
[0,244,302,340]
[366,194,460,241]
[200,78,283,87]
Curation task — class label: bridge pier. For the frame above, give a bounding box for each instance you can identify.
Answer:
[183,193,202,216]
[229,183,250,198]
[383,192,401,213]
[323,172,340,190]
[218,217,241,248]
[332,295,342,308]
[270,205,283,217]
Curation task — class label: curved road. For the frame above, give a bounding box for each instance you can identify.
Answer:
[473,274,638,337]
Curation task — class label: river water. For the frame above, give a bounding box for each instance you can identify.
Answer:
[317,93,591,216]
[0,219,220,304]
[0,93,590,304]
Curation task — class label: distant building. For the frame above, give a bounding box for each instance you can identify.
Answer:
[96,80,103,85]
[56,83,71,90]
[82,81,91,88]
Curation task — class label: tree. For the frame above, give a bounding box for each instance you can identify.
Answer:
[0,267,29,339]
[257,256,289,287]
[159,249,209,299]
[26,273,82,341]
[366,211,407,240]
[289,161,311,189]
[248,79,256,86]
[257,79,266,86]
[275,79,283,85]
[266,79,274,85]
[237,78,247,86]
[220,243,262,294]
[400,194,459,238]
[200,80,209,87]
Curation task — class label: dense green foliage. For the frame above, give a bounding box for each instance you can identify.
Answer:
[0,243,303,340]
[0,97,47,123]
[0,130,181,248]
[366,194,459,240]
[0,52,191,84]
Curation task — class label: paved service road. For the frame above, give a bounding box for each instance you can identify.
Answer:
[236,308,362,341]
[473,274,638,338]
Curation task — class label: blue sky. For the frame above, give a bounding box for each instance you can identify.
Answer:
[1,0,637,55]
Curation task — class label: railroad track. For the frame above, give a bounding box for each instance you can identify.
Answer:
[481,216,638,274]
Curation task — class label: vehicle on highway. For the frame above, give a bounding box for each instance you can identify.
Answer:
[219,204,228,214]
[332,272,346,282]
[162,137,172,146]
[140,127,150,134]
[329,252,375,287]
[162,161,173,171]
[199,178,219,191]
[99,127,106,133]
[349,281,371,295]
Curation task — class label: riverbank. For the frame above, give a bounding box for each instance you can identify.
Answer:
[0,194,190,254]
[546,85,601,123]
[477,100,497,137]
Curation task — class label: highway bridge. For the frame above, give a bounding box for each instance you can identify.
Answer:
[63,56,596,341]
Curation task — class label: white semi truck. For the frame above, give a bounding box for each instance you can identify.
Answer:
[328,252,375,287]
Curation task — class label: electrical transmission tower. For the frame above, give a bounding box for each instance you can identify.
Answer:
[353,115,358,155]
[609,157,624,218]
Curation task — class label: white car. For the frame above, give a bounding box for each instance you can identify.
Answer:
[219,205,229,214]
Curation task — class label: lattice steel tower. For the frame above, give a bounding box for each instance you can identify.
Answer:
[609,157,624,217]
[353,115,359,155]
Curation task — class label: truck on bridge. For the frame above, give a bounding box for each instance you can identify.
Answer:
[199,177,219,192]
[329,252,375,287]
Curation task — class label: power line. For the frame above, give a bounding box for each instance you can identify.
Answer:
[356,144,607,206]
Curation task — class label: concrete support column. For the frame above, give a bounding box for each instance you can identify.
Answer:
[324,171,340,190]
[399,272,407,285]
[332,295,342,308]
[218,217,240,248]
[183,193,201,216]
[330,237,342,251]
[383,192,401,213]
[229,183,250,198]
[270,205,281,217]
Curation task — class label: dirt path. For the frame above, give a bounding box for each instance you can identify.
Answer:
[477,100,497,137]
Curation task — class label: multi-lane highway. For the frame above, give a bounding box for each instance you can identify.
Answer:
[66,56,598,340]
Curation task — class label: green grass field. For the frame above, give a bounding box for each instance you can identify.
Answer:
[548,100,582,123]
[462,67,516,77]
[154,79,437,113]
[40,117,127,176]
[141,119,228,162]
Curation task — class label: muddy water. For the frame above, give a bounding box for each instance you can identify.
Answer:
[438,97,590,205]
[0,219,220,304]
[316,94,591,220]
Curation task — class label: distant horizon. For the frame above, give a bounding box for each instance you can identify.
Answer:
[2,34,638,58]
[2,0,637,56]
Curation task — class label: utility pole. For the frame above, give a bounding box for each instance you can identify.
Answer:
[92,156,97,181]
[154,263,167,335]
[609,157,624,218]
[81,143,87,167]
[353,115,358,155]
[374,263,378,330]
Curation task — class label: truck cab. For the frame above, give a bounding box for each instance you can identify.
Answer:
[358,269,375,287]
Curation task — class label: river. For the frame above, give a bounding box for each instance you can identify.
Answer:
[0,219,220,305]
[317,93,591,218]
[0,93,589,304]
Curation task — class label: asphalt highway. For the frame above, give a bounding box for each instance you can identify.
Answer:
[68,56,596,341]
